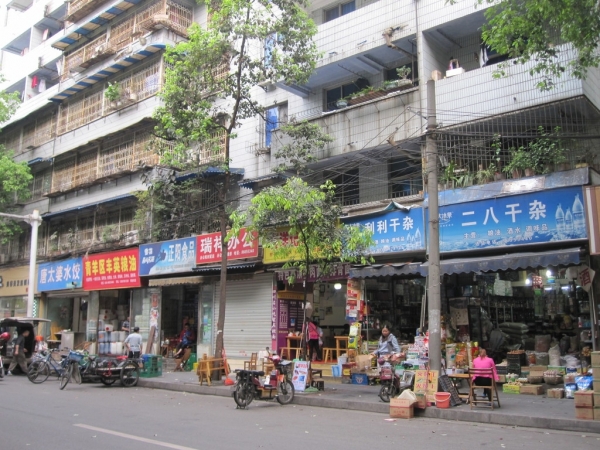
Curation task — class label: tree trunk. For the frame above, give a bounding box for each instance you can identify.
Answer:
[213,173,230,380]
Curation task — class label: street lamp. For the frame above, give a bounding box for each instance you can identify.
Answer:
[0,209,42,317]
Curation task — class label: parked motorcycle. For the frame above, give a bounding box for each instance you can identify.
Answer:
[233,355,294,409]
[0,332,8,378]
[378,357,415,403]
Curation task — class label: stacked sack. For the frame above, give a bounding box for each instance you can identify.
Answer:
[499,322,529,347]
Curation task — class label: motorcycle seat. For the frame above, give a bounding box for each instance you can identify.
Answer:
[251,370,265,376]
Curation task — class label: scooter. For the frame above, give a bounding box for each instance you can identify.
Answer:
[233,355,295,409]
[378,357,416,402]
[0,332,9,379]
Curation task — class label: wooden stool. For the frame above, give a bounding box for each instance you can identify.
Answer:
[322,348,334,362]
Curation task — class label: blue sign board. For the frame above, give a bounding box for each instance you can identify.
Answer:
[342,208,425,254]
[430,186,587,252]
[38,257,83,291]
[139,237,196,276]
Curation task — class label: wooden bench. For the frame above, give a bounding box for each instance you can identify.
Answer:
[196,357,229,386]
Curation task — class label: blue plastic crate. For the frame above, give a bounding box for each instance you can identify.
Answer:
[351,373,369,385]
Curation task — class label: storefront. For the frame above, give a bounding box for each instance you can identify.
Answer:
[37,257,87,349]
[82,248,147,355]
[0,265,38,319]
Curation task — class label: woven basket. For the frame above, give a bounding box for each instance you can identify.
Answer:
[527,375,544,384]
[544,375,563,385]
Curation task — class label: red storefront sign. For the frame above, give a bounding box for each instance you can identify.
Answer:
[83,248,141,290]
[196,228,259,264]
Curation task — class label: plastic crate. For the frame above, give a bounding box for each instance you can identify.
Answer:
[507,353,527,367]
[351,373,369,385]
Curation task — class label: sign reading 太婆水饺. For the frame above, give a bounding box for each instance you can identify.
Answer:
[38,257,83,291]
[430,186,587,252]
[342,208,425,254]
[196,228,259,264]
[139,237,196,276]
[83,248,141,290]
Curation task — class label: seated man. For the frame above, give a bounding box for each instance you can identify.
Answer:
[174,324,195,359]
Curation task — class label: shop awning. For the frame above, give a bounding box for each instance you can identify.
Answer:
[420,247,582,275]
[149,276,204,287]
[192,262,258,274]
[349,262,424,278]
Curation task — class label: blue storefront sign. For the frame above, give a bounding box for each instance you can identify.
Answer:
[139,237,196,276]
[430,186,587,252]
[343,208,425,254]
[38,257,83,291]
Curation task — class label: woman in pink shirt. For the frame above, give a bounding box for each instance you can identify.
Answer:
[472,349,499,402]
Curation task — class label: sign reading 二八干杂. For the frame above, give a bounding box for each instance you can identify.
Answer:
[196,228,259,264]
[83,248,141,290]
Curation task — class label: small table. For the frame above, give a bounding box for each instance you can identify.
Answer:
[334,336,349,359]
[448,373,472,402]
[286,335,303,359]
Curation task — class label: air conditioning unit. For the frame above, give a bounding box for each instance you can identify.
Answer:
[255,146,270,156]
[94,44,105,55]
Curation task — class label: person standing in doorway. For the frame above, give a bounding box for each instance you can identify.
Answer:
[124,327,143,358]
[306,319,320,362]
[121,316,130,333]
[7,329,30,375]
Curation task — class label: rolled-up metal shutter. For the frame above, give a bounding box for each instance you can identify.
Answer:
[213,273,273,358]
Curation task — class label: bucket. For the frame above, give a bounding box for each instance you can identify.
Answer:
[331,365,341,377]
[435,392,451,409]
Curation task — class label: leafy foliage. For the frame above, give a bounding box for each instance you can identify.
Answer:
[446,0,600,90]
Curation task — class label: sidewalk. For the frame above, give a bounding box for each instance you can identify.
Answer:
[138,371,600,434]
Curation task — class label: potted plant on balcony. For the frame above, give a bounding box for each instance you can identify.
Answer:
[475,163,496,184]
[503,147,533,179]
[348,85,383,104]
[105,82,120,109]
[336,98,348,108]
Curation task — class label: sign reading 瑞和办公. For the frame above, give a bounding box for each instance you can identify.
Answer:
[342,208,425,254]
[429,186,587,252]
[196,228,259,264]
[83,249,141,290]
[38,257,83,291]
[139,237,196,276]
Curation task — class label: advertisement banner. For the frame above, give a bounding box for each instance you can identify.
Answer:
[262,228,303,264]
[139,237,196,276]
[83,248,141,290]
[275,263,351,285]
[430,186,587,252]
[292,361,310,392]
[342,208,425,254]
[38,257,83,291]
[196,228,259,264]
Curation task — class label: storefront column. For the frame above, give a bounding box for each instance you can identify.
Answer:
[87,291,100,354]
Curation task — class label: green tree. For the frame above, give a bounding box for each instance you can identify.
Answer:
[447,0,600,90]
[232,177,374,358]
[151,0,319,360]
[0,75,33,242]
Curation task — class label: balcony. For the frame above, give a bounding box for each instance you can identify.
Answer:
[66,0,111,23]
[20,114,56,150]
[61,33,115,81]
[48,124,161,197]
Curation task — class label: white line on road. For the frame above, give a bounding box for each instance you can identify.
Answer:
[73,424,198,450]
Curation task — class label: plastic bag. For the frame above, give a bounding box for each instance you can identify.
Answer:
[548,344,561,367]
[575,375,593,391]
[565,383,577,399]
[398,389,417,404]
[534,335,551,353]
[535,352,549,366]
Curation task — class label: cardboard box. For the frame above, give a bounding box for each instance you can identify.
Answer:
[414,392,427,409]
[594,394,600,407]
[520,385,544,395]
[575,407,594,420]
[354,355,372,372]
[391,397,415,408]
[390,405,414,419]
[574,391,594,407]
[547,366,567,375]
[497,375,506,383]
[528,370,545,378]
[529,365,548,372]
[503,384,521,394]
[591,351,600,368]
[595,383,600,394]
[595,408,600,421]
[547,388,565,399]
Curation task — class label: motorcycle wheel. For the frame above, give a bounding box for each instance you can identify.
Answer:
[379,383,393,403]
[100,376,117,386]
[28,361,50,384]
[120,361,140,387]
[276,380,295,405]
[233,381,254,408]
[59,362,73,390]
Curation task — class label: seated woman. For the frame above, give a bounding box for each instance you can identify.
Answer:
[370,325,404,363]
[174,324,196,359]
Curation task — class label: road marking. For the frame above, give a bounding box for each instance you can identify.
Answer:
[74,424,197,450]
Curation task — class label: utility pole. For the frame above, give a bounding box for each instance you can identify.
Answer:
[426,80,441,371]
[0,210,42,317]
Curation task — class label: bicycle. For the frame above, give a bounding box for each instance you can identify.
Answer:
[59,350,84,390]
[27,349,68,384]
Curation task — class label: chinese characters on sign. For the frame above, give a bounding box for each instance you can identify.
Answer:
[262,228,303,264]
[275,263,351,285]
[83,249,141,290]
[196,228,259,264]
[342,208,425,254]
[37,257,83,291]
[431,186,587,252]
[139,237,196,276]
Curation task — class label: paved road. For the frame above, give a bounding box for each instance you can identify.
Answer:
[2,375,599,450]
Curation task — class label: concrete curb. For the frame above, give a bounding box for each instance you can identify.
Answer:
[138,379,600,433]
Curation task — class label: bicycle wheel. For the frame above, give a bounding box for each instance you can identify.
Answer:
[59,362,73,390]
[276,380,295,405]
[120,361,139,387]
[72,364,82,385]
[233,381,254,408]
[28,361,50,384]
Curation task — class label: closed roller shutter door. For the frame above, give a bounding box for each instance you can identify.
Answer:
[213,273,273,358]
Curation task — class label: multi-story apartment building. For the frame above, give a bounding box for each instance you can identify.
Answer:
[1,0,598,354]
